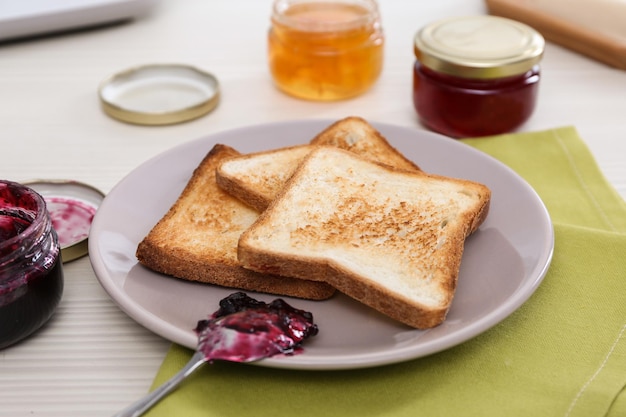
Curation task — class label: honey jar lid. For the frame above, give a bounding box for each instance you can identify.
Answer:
[414,15,545,79]
[98,64,220,125]
[23,180,105,263]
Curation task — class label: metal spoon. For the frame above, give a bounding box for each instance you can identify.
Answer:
[112,345,271,417]
[112,294,318,417]
[112,350,209,417]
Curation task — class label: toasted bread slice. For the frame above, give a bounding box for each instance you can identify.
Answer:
[309,116,420,171]
[237,147,491,328]
[136,144,335,300]
[216,144,314,213]
[216,116,421,212]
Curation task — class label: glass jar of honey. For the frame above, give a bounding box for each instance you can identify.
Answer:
[413,16,545,138]
[0,180,64,349]
[268,0,384,101]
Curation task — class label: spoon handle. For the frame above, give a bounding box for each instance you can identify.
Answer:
[112,351,207,417]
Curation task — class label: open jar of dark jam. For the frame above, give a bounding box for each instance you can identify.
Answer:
[413,16,545,138]
[0,180,64,349]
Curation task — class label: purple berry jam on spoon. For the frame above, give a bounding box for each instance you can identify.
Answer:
[113,292,318,417]
[196,291,318,362]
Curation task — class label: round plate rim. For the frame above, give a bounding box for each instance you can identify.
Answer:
[88,119,554,370]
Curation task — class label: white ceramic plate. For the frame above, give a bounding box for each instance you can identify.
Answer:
[89,120,554,370]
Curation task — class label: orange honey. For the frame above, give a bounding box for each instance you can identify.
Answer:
[268,0,384,101]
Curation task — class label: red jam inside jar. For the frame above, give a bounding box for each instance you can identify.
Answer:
[0,180,64,349]
[412,16,545,138]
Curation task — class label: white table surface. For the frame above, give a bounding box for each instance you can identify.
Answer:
[1,1,625,416]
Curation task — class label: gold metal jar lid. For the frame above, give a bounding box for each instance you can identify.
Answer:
[414,15,545,79]
[23,180,105,263]
[98,64,220,125]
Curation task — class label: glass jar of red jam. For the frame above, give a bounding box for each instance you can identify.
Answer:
[413,16,545,138]
[0,180,64,349]
[268,0,384,101]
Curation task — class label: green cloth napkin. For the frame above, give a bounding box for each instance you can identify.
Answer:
[145,127,626,417]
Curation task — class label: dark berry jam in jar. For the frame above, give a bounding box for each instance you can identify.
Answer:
[413,16,545,138]
[0,180,64,349]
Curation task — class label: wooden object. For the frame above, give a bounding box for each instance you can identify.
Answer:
[486,0,626,70]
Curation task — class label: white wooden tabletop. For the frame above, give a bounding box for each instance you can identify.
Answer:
[1,1,625,416]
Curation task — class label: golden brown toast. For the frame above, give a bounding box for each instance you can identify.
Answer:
[237,147,491,328]
[215,116,421,212]
[309,116,420,171]
[136,144,335,300]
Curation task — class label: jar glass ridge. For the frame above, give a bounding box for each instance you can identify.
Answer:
[268,0,384,101]
[0,180,64,349]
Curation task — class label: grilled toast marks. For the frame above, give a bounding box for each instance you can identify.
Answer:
[215,116,421,212]
[237,147,491,328]
[136,144,336,301]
